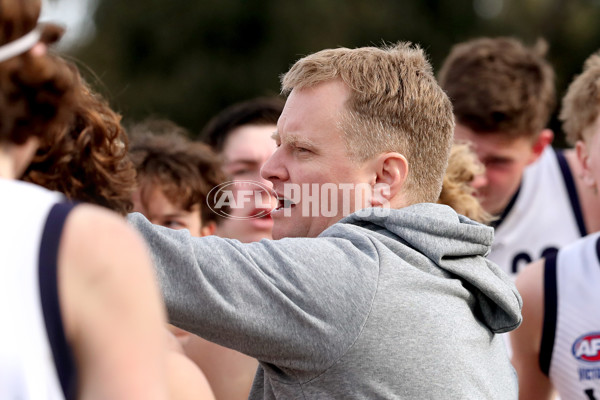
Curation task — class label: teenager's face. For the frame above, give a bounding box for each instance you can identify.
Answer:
[586,128,600,187]
[216,124,277,243]
[132,185,204,237]
[578,114,600,192]
[454,124,539,216]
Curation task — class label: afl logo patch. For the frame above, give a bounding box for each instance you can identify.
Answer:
[573,333,600,362]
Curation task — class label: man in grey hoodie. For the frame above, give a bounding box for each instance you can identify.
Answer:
[130,42,522,399]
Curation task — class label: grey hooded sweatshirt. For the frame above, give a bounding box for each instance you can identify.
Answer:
[129,203,522,399]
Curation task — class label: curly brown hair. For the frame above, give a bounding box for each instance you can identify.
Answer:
[129,120,228,225]
[438,142,492,224]
[438,37,555,139]
[22,65,136,215]
[0,0,76,145]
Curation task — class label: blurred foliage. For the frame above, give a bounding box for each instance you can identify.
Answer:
[72,0,600,145]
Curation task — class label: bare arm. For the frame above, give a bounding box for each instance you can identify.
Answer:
[167,351,215,400]
[510,259,556,400]
[164,329,216,400]
[58,205,169,400]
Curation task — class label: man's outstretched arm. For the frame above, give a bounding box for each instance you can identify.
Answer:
[129,212,379,372]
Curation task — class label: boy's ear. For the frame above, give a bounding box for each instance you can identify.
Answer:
[200,221,217,237]
[576,140,597,189]
[529,129,554,164]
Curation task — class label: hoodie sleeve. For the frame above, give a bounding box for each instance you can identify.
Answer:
[128,212,379,373]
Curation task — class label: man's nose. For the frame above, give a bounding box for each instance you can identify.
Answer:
[260,148,287,184]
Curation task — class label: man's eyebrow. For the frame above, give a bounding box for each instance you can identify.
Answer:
[273,132,317,148]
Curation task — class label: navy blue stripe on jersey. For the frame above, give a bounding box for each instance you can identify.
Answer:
[596,235,600,265]
[39,202,77,400]
[540,252,558,377]
[555,149,587,237]
[491,185,521,229]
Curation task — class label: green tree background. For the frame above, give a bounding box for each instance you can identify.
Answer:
[71,0,600,145]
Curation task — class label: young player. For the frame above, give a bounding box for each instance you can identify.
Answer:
[439,37,600,277]
[0,2,169,398]
[511,51,600,400]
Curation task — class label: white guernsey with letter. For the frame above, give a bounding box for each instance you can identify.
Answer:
[489,147,587,278]
[540,232,600,400]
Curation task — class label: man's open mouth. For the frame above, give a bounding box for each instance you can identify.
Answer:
[275,197,296,211]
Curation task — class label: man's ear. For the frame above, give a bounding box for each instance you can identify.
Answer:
[528,129,554,165]
[371,152,408,207]
[576,140,596,189]
[200,221,217,237]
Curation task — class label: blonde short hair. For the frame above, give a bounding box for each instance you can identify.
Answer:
[560,53,600,145]
[281,42,455,204]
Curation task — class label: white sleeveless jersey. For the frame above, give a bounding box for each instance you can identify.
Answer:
[0,179,76,400]
[489,147,586,279]
[540,232,600,400]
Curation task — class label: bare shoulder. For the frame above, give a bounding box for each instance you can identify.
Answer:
[515,258,545,304]
[511,258,546,353]
[515,258,546,330]
[57,203,164,344]
[56,204,168,399]
[511,257,556,399]
[60,204,152,276]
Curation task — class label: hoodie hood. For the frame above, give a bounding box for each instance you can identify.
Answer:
[339,203,523,333]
